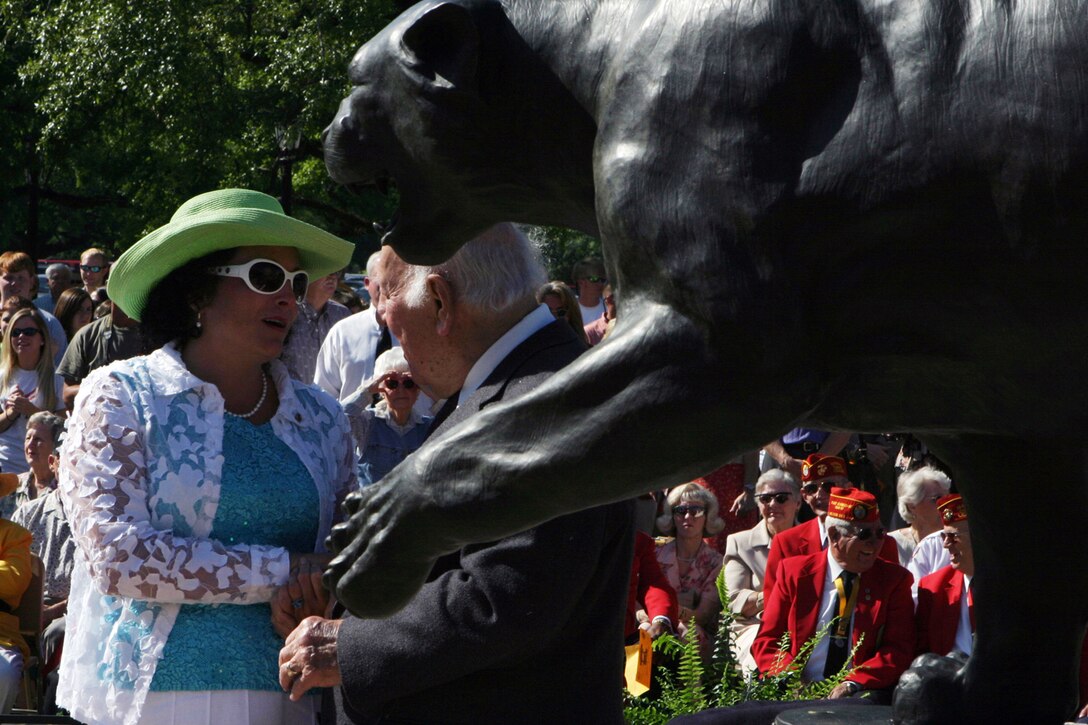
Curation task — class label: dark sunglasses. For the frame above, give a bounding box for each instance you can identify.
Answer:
[209,259,309,302]
[10,327,41,338]
[80,264,105,273]
[673,505,706,518]
[801,481,834,495]
[757,492,793,505]
[384,378,416,390]
[848,526,886,542]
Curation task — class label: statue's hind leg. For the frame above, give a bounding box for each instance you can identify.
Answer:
[894,434,1088,724]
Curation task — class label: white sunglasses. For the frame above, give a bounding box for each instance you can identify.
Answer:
[208,259,309,301]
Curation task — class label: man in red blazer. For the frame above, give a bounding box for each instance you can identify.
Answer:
[915,494,974,657]
[753,487,914,700]
[763,454,897,597]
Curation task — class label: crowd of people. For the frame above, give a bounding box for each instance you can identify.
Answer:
[0,188,1082,725]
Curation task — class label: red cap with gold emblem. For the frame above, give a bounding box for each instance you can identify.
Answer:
[827,486,879,523]
[937,493,967,524]
[800,454,848,483]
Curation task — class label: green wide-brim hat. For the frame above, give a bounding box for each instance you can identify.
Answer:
[109,188,356,320]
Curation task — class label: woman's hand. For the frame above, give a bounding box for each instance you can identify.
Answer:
[273,554,333,638]
[6,388,38,417]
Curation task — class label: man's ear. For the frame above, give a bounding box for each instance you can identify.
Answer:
[400,2,479,89]
[428,274,455,336]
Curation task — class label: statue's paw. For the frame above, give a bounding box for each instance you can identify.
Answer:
[322,483,437,618]
[893,652,968,724]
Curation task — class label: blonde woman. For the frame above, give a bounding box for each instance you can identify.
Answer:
[655,483,725,653]
[0,306,65,474]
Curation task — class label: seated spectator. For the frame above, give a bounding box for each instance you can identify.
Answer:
[343,348,432,487]
[53,287,93,342]
[908,529,950,604]
[537,281,589,346]
[915,494,974,657]
[763,454,899,598]
[0,298,32,345]
[0,307,66,476]
[655,483,725,655]
[10,412,73,714]
[584,283,615,346]
[752,487,914,702]
[720,469,800,671]
[888,466,952,566]
[626,531,678,643]
[0,411,62,518]
[0,518,32,713]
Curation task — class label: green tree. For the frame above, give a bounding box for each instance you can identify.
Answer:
[0,0,398,264]
[526,225,602,283]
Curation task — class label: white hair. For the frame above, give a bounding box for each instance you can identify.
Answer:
[373,347,410,379]
[45,263,71,280]
[365,251,382,277]
[896,466,953,523]
[656,482,726,536]
[403,223,546,312]
[825,516,857,538]
[755,468,799,495]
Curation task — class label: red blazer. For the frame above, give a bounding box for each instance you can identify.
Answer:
[625,531,679,637]
[916,565,967,657]
[762,518,899,597]
[752,550,915,690]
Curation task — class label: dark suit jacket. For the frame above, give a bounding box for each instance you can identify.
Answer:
[752,550,915,691]
[335,320,635,724]
[915,565,967,657]
[762,517,899,597]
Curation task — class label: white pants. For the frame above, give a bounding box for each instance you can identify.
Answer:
[138,689,317,725]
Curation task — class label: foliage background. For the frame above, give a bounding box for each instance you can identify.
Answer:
[0,0,601,275]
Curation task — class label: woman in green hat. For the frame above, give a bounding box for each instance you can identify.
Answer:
[56,189,357,725]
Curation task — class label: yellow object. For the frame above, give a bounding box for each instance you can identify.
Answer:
[624,628,653,696]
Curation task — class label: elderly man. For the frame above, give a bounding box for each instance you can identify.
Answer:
[753,487,915,701]
[35,264,74,315]
[763,454,898,596]
[915,493,975,657]
[279,224,635,723]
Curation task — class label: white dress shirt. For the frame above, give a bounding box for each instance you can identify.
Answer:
[803,550,853,682]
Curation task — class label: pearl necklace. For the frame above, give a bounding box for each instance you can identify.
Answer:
[226,370,268,419]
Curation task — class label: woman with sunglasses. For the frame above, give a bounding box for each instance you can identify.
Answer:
[654,482,726,659]
[0,306,66,476]
[536,281,589,346]
[888,465,952,566]
[343,347,432,487]
[720,469,801,671]
[56,190,356,725]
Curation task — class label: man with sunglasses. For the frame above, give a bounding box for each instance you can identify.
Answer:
[763,454,900,598]
[77,248,108,297]
[571,256,607,323]
[753,487,914,701]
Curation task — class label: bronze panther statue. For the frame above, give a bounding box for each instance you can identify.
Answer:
[322,1,1088,721]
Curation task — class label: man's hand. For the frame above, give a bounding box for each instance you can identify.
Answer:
[828,682,858,699]
[646,619,670,640]
[729,489,755,516]
[278,616,343,701]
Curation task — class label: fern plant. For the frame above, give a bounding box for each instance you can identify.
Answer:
[623,567,866,723]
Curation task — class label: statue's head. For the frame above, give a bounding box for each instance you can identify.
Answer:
[324,1,506,266]
[324,0,598,266]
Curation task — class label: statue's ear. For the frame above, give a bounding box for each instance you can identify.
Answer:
[400,2,479,88]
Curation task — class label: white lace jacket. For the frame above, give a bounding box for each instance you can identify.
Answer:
[56,343,356,725]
